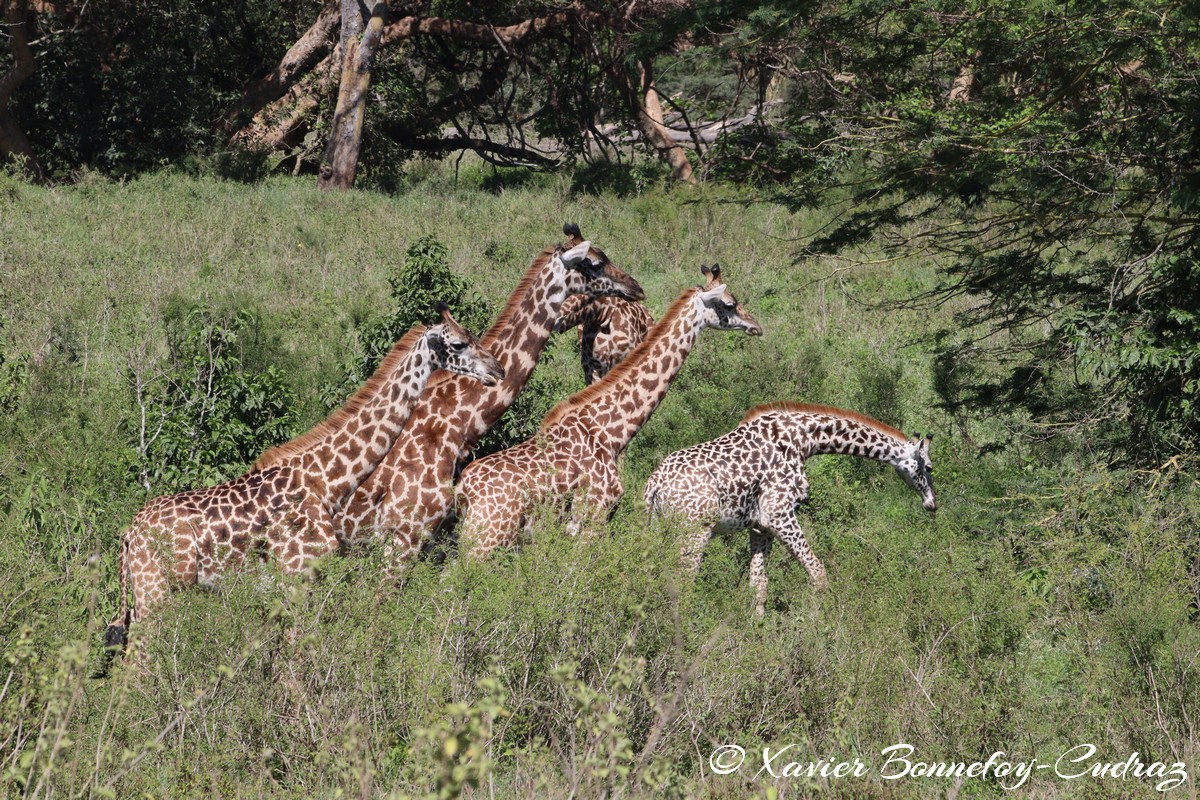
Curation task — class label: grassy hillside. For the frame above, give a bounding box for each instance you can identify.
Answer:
[0,167,1196,798]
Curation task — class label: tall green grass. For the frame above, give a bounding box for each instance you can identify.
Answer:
[1,166,1196,798]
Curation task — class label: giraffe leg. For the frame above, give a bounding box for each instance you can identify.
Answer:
[679,523,719,576]
[95,534,133,678]
[748,527,773,616]
[762,512,827,589]
[758,468,825,590]
[117,526,174,673]
[571,470,621,540]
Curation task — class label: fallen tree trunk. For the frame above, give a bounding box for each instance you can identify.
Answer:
[381,123,559,168]
[596,100,784,145]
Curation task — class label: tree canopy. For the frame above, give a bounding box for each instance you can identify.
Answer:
[3,0,1197,457]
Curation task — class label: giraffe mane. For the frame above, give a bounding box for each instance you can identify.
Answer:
[740,402,909,441]
[251,325,430,470]
[481,246,556,349]
[539,288,698,431]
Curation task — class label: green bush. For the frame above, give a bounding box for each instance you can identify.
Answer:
[130,303,300,493]
[324,236,492,409]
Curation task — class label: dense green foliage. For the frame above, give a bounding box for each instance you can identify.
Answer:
[1,171,1196,797]
[133,304,301,493]
[5,0,1198,457]
[702,0,1200,458]
[325,235,490,402]
[13,0,323,175]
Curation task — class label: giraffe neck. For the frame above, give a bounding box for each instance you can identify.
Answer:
[373,248,570,461]
[547,290,703,453]
[295,330,440,512]
[798,415,908,465]
[469,254,568,423]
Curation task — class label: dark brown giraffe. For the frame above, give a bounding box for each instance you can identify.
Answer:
[644,403,937,615]
[334,225,645,565]
[554,294,655,384]
[99,306,503,671]
[455,265,763,557]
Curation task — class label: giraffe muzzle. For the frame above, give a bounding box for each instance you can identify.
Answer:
[619,281,646,302]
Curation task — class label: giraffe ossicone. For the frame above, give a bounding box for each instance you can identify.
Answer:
[454,265,763,558]
[97,306,503,675]
[644,403,937,615]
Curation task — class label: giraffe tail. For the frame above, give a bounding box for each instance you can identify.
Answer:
[93,536,130,678]
[642,482,660,515]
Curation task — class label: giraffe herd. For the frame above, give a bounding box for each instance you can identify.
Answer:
[101,223,937,671]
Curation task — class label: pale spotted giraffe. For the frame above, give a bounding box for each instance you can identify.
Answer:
[644,403,937,615]
[554,294,655,384]
[99,306,503,669]
[455,265,763,557]
[335,224,645,564]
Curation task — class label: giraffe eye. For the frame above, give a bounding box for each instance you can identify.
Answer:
[449,340,467,351]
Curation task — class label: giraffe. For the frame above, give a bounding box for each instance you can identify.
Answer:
[455,264,764,558]
[554,294,655,384]
[643,403,937,615]
[99,305,504,669]
[334,224,645,564]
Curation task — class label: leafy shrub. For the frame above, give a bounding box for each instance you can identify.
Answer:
[129,304,300,493]
[569,161,669,197]
[347,236,491,385]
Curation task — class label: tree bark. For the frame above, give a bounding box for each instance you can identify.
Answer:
[607,57,695,183]
[216,0,340,139]
[948,52,980,104]
[0,0,45,183]
[232,49,341,152]
[318,0,386,190]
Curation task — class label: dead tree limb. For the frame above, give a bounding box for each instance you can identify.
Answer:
[216,0,339,139]
[603,56,696,182]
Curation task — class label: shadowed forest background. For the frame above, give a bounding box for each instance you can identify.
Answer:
[1,0,1198,797]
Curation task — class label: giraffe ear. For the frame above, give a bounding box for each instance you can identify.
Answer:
[560,240,592,268]
[699,283,727,303]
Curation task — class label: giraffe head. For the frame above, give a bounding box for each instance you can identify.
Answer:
[557,223,645,302]
[895,433,937,511]
[697,264,764,335]
[429,303,506,386]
